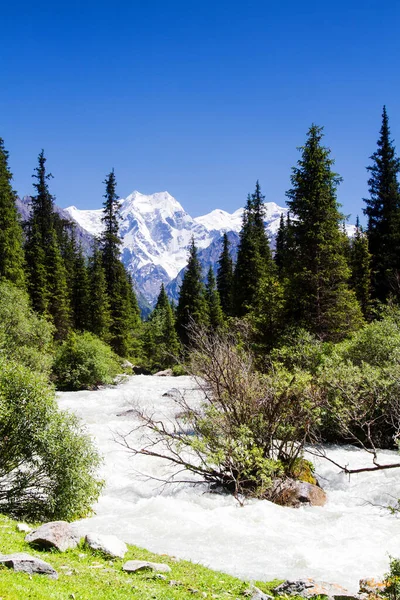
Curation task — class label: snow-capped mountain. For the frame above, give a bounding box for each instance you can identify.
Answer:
[64,190,288,305]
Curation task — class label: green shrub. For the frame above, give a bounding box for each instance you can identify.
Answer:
[384,557,400,600]
[0,357,103,520]
[127,328,324,502]
[0,280,54,375]
[53,331,120,390]
[340,317,400,367]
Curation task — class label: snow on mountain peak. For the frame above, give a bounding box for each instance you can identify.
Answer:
[64,191,288,303]
[64,205,104,237]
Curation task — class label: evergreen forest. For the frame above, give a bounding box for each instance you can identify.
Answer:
[2,107,400,519]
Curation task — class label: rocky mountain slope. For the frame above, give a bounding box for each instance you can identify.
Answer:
[64,191,288,304]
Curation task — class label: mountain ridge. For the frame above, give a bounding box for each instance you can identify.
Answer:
[64,190,288,304]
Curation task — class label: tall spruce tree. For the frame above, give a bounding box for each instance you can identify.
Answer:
[233,181,274,316]
[72,244,90,331]
[205,266,225,330]
[364,106,400,301]
[216,233,234,316]
[46,228,71,339]
[349,217,372,319]
[100,170,140,356]
[274,213,286,276]
[285,125,363,341]
[88,239,111,341]
[176,239,208,344]
[143,284,180,369]
[25,151,70,337]
[0,138,25,287]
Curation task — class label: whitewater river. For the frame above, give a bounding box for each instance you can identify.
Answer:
[58,375,400,592]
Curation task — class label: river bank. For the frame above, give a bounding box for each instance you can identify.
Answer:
[57,375,400,591]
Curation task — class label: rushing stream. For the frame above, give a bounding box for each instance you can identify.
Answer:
[57,375,400,592]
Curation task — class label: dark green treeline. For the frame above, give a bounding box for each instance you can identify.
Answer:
[2,106,400,366]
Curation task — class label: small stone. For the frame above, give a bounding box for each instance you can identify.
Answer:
[244,585,273,600]
[0,552,58,579]
[16,523,31,533]
[154,369,173,376]
[272,480,327,508]
[359,578,387,595]
[123,559,171,573]
[273,579,357,599]
[85,532,128,558]
[25,521,80,552]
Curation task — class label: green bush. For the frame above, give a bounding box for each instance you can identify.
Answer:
[340,317,400,367]
[128,328,324,501]
[0,357,103,520]
[53,331,120,390]
[0,280,54,375]
[384,557,400,600]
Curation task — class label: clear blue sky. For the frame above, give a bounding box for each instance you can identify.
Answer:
[2,0,400,221]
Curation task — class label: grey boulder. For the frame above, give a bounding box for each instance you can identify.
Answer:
[85,532,128,558]
[244,584,273,599]
[274,579,358,599]
[0,552,58,579]
[25,521,81,552]
[123,559,171,573]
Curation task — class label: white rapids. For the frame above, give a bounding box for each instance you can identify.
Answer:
[57,375,400,591]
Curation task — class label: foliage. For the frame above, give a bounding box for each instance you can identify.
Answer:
[100,170,141,356]
[233,181,274,316]
[0,358,103,520]
[205,266,225,330]
[216,232,234,316]
[0,138,25,288]
[25,151,71,338]
[0,280,54,375]
[175,239,209,345]
[141,284,181,371]
[349,217,372,319]
[123,327,323,502]
[271,312,400,448]
[53,331,120,391]
[248,271,286,355]
[87,238,111,341]
[364,106,400,302]
[285,124,364,341]
[384,557,400,600]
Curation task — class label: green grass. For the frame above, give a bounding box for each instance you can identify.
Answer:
[0,514,282,599]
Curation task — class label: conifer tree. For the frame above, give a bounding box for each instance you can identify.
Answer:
[274,213,286,276]
[72,244,90,331]
[349,217,372,319]
[143,284,180,369]
[205,266,225,330]
[25,220,49,315]
[46,228,71,339]
[285,125,363,341]
[176,239,208,344]
[25,151,70,337]
[216,233,234,316]
[100,170,140,356]
[364,106,400,301]
[0,138,25,287]
[233,181,274,316]
[88,239,111,341]
[154,282,170,312]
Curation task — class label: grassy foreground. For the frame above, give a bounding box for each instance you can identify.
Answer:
[0,514,281,599]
